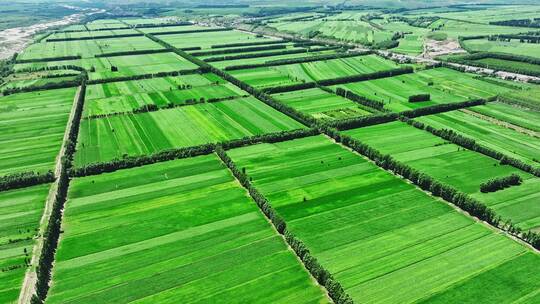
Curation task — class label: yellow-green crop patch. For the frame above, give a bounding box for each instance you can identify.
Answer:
[344,121,540,231]
[227,135,540,303]
[48,155,327,303]
[272,87,373,121]
[229,54,399,89]
[0,87,76,176]
[74,97,305,166]
[0,184,50,304]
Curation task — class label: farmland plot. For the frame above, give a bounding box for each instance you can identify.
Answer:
[158,30,274,50]
[462,39,540,59]
[47,29,140,40]
[0,184,50,304]
[229,55,399,89]
[48,155,327,303]
[272,88,373,121]
[74,97,305,166]
[344,121,540,231]
[331,68,520,112]
[469,102,540,132]
[416,110,540,169]
[83,74,246,117]
[208,49,339,69]
[227,135,540,303]
[0,88,76,176]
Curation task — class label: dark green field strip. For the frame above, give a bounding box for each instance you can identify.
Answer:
[227,135,540,303]
[0,88,77,176]
[0,184,50,304]
[47,155,327,303]
[344,121,540,231]
[74,97,306,166]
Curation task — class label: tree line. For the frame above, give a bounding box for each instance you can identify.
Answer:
[444,52,540,77]
[215,146,354,304]
[86,68,202,85]
[31,78,87,304]
[489,19,540,28]
[151,27,232,36]
[400,98,487,118]
[15,56,81,64]
[70,128,317,177]
[0,171,55,192]
[224,51,368,71]
[46,33,143,42]
[211,39,290,49]
[95,48,171,58]
[205,48,317,63]
[480,174,522,193]
[335,87,385,111]
[190,44,288,57]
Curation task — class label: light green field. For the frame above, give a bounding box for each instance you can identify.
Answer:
[470,102,540,132]
[416,110,540,169]
[75,97,305,166]
[85,20,129,31]
[227,135,540,303]
[344,121,540,231]
[209,49,339,69]
[83,74,246,117]
[0,184,50,304]
[48,155,327,304]
[158,30,273,50]
[332,68,523,112]
[47,29,140,40]
[140,25,223,34]
[272,88,372,121]
[463,39,540,59]
[0,88,76,176]
[428,19,529,39]
[229,54,399,89]
[18,36,163,60]
[15,52,197,81]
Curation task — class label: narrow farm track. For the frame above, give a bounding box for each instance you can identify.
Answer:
[18,86,82,304]
[460,108,540,139]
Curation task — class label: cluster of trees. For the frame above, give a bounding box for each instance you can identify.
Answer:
[32,78,87,304]
[317,66,414,86]
[86,68,201,85]
[401,99,486,118]
[152,27,232,36]
[374,39,399,50]
[480,174,522,193]
[15,56,81,64]
[215,146,353,304]
[335,87,385,111]
[2,77,83,96]
[46,33,143,42]
[95,48,171,58]
[224,51,367,71]
[0,171,55,192]
[408,94,430,102]
[191,44,287,57]
[211,39,289,49]
[489,19,540,28]
[328,113,398,130]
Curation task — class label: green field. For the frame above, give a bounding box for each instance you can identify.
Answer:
[416,110,540,169]
[83,74,246,117]
[0,87,76,176]
[469,102,540,132]
[344,121,540,231]
[75,97,305,166]
[0,184,49,303]
[18,36,164,60]
[208,49,339,69]
[463,39,540,59]
[229,54,399,89]
[158,30,273,50]
[48,155,327,303]
[47,29,140,40]
[227,135,540,303]
[332,67,524,112]
[272,88,373,121]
